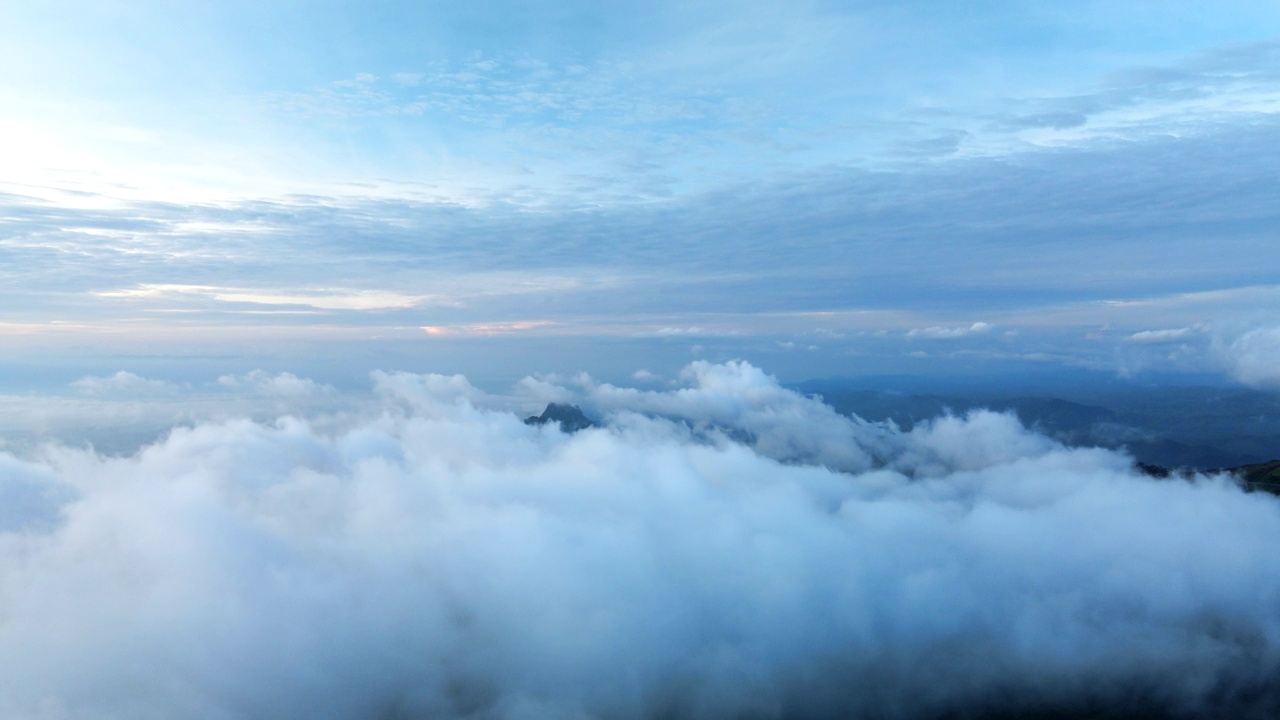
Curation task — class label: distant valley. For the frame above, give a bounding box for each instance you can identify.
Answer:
[799,380,1280,472]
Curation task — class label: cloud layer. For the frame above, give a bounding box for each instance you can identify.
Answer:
[2,362,1279,719]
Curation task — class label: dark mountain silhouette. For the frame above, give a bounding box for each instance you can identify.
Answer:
[1231,459,1280,497]
[1134,458,1280,498]
[524,403,595,432]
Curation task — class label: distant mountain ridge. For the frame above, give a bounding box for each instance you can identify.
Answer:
[1231,459,1280,496]
[524,403,596,432]
[521,398,1280,496]
[798,381,1280,470]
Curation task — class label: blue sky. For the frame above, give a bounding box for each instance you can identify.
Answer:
[2,1,1279,389]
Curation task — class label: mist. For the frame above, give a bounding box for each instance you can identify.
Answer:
[2,361,1279,719]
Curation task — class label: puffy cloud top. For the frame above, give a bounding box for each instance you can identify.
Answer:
[2,362,1279,719]
[1224,325,1280,389]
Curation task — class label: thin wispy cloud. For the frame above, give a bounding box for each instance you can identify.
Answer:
[71,371,181,398]
[421,320,561,337]
[217,370,335,398]
[96,284,444,311]
[1127,326,1203,344]
[907,322,995,340]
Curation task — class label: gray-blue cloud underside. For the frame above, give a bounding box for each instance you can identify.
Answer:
[6,118,1279,305]
[3,116,1278,385]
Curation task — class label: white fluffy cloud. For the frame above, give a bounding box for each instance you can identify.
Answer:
[2,362,1279,719]
[1223,325,1280,389]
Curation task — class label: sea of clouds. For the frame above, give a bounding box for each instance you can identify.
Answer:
[2,361,1279,719]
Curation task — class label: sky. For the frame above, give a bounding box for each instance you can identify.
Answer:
[2,1,1280,389]
[5,6,1280,718]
